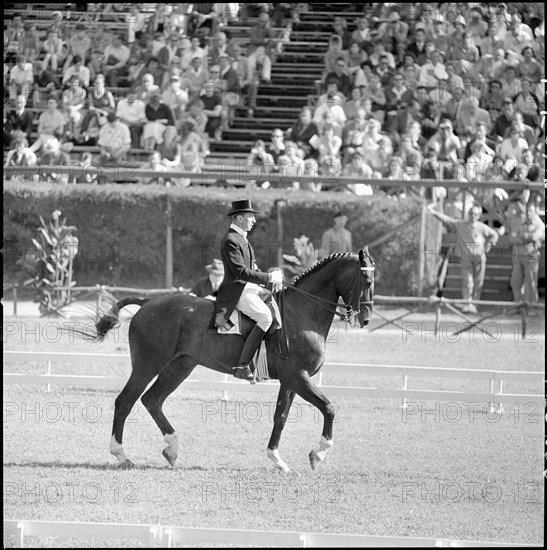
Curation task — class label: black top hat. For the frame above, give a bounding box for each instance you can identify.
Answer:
[227,200,260,216]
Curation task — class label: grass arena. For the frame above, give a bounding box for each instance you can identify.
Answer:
[3,311,544,547]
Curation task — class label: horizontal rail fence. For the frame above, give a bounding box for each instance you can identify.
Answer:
[4,352,544,410]
[3,286,543,337]
[3,520,536,548]
[371,296,545,339]
[4,165,544,192]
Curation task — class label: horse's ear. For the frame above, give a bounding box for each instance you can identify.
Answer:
[359,249,364,263]
[363,245,370,256]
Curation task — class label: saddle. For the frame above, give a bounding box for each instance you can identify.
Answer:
[215,294,282,336]
[214,295,285,382]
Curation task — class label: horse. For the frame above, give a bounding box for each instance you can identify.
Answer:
[85,249,375,472]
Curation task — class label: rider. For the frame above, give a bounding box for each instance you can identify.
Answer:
[214,199,284,381]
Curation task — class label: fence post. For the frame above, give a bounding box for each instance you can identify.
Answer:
[400,375,408,410]
[434,300,441,337]
[497,378,504,414]
[417,204,427,297]
[96,285,102,316]
[162,528,173,548]
[13,284,18,316]
[487,378,498,414]
[46,360,52,393]
[221,373,229,402]
[276,199,286,269]
[15,522,25,548]
[165,182,173,288]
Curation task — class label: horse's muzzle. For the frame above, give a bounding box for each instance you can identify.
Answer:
[357,301,373,328]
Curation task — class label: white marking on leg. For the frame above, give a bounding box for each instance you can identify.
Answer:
[314,436,333,463]
[163,432,178,455]
[267,449,290,472]
[110,435,129,463]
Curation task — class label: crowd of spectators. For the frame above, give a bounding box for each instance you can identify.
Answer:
[3,3,295,184]
[3,2,545,205]
[245,4,543,208]
[245,5,545,213]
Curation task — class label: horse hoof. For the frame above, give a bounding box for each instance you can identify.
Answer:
[162,448,177,467]
[118,459,135,469]
[309,450,320,470]
[276,462,291,473]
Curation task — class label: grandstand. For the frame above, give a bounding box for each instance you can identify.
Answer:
[3,3,545,302]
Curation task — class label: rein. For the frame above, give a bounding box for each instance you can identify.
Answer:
[280,265,374,321]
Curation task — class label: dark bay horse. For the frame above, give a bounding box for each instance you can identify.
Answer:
[89,250,375,471]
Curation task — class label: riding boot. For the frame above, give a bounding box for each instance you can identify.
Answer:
[233,324,266,381]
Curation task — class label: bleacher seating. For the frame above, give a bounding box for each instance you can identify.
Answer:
[4,3,545,303]
[3,3,338,166]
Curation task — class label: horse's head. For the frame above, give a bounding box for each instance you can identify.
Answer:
[337,248,375,328]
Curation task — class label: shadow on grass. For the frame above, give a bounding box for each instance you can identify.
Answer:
[3,461,282,473]
[3,461,212,471]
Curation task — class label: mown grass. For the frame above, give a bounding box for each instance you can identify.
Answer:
[3,316,544,546]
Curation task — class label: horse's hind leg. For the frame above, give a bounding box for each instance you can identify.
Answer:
[291,371,335,470]
[266,385,295,472]
[140,354,196,467]
[111,367,160,468]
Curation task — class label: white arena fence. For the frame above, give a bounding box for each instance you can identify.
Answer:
[3,351,544,410]
[3,519,537,548]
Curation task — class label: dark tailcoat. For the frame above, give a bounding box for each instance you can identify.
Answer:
[213,228,269,325]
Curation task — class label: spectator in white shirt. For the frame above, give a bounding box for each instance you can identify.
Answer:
[30,97,66,153]
[418,50,448,87]
[313,92,346,132]
[43,30,64,72]
[103,34,131,87]
[341,151,377,196]
[116,92,147,148]
[97,111,131,163]
[139,151,168,184]
[126,4,148,44]
[277,141,306,189]
[497,125,529,162]
[161,73,189,120]
[466,141,494,182]
[62,55,91,88]
[9,55,33,100]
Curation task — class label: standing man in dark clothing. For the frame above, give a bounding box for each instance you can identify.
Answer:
[214,200,284,381]
[191,259,224,299]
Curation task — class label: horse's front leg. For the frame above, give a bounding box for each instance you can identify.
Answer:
[266,385,295,472]
[292,371,335,470]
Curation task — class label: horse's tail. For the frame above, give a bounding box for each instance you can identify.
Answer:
[95,297,147,341]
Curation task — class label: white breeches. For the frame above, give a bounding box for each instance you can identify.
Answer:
[236,283,273,332]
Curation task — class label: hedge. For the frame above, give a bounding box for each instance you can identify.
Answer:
[4,182,429,296]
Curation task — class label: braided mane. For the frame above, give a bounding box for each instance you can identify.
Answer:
[291,252,355,287]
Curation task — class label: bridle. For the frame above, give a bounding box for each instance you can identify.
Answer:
[280,257,375,324]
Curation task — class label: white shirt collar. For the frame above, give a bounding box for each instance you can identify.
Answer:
[230,223,247,240]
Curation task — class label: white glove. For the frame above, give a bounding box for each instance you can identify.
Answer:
[268,270,284,285]
[268,270,284,292]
